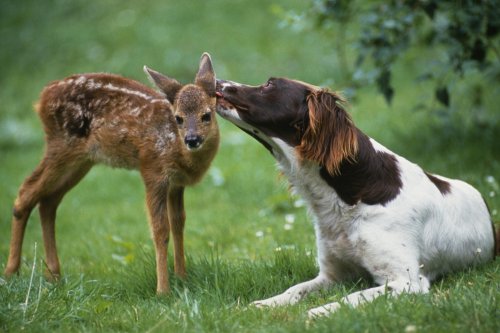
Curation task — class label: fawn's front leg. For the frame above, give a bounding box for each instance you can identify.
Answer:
[143,178,170,294]
[167,186,186,278]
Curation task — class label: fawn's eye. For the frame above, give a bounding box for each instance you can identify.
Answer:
[175,115,184,125]
[201,112,211,123]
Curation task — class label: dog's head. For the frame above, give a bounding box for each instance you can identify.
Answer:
[216,78,358,175]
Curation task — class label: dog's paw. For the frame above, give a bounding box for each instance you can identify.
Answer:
[251,297,281,308]
[251,292,297,307]
[251,300,270,308]
[307,302,341,319]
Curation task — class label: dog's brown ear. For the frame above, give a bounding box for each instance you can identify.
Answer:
[296,89,358,175]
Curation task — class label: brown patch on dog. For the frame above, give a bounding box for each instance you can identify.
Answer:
[424,171,451,195]
[320,130,402,206]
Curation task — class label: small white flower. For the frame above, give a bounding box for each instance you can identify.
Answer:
[285,214,295,224]
[404,325,417,333]
[226,131,246,146]
[294,199,305,208]
[489,191,495,198]
[486,175,495,184]
[275,247,282,252]
[209,167,225,187]
[476,248,482,254]
[284,224,293,231]
[492,209,498,216]
[255,230,264,238]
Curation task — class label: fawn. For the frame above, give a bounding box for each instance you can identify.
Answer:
[4,53,220,294]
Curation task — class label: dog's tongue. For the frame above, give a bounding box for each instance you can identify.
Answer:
[216,91,223,98]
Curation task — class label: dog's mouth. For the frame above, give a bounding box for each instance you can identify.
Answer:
[216,91,250,113]
[215,91,236,110]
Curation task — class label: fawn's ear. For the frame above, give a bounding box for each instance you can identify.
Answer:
[143,66,182,103]
[195,52,216,97]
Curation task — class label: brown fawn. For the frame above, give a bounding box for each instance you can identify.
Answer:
[4,53,220,294]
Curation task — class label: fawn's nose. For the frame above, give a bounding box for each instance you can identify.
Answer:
[184,134,203,150]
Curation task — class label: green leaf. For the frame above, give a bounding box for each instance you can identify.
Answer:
[435,86,450,107]
[376,69,394,104]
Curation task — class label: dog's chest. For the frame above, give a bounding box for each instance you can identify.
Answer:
[274,142,360,248]
[272,140,369,263]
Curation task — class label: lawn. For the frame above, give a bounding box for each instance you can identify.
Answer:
[0,1,499,332]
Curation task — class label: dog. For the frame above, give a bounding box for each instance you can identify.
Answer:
[215,77,498,317]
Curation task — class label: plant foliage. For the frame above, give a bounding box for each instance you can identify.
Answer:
[307,0,500,108]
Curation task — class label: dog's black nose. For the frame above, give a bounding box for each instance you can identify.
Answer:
[185,134,203,149]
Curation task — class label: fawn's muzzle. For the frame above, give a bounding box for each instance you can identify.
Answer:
[184,134,203,150]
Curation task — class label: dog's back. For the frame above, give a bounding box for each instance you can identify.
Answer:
[370,144,494,281]
[424,177,494,274]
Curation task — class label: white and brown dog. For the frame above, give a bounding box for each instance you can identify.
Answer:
[215,77,498,317]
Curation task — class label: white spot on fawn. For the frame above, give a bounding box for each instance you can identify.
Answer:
[59,77,168,104]
[75,76,87,86]
[151,99,169,105]
[57,78,74,86]
[86,79,103,90]
[129,107,142,117]
[167,132,176,142]
[154,125,177,153]
[103,83,153,100]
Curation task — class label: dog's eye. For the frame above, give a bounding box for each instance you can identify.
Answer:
[263,80,273,90]
[175,115,184,125]
[201,112,211,122]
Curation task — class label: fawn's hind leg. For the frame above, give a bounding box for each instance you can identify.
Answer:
[5,146,92,279]
[38,162,92,280]
[5,161,48,277]
[167,186,186,278]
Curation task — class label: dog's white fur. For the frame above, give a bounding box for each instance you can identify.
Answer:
[217,100,494,318]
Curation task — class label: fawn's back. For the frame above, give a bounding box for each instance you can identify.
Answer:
[37,71,219,185]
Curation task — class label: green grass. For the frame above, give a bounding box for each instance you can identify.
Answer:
[1,1,499,332]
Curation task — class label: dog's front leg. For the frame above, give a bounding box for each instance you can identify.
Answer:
[307,276,431,318]
[252,274,333,307]
[307,284,389,318]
